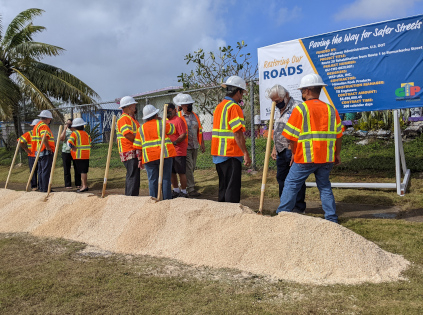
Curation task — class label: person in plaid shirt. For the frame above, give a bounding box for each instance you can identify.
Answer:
[268,84,306,213]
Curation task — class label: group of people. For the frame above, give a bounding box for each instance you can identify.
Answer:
[19,112,91,193]
[210,74,342,223]
[18,72,342,223]
[117,92,205,200]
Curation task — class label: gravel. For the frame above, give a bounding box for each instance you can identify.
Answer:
[0,189,410,285]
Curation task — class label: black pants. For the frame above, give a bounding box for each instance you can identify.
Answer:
[38,154,53,192]
[62,152,81,187]
[123,158,140,196]
[28,156,38,189]
[276,149,306,211]
[216,158,242,203]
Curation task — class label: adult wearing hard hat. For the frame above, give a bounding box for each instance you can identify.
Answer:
[268,85,306,213]
[67,118,92,192]
[133,105,176,200]
[33,110,55,192]
[166,103,188,198]
[60,119,81,189]
[211,76,251,203]
[176,93,205,197]
[277,73,343,223]
[117,96,141,196]
[18,119,40,191]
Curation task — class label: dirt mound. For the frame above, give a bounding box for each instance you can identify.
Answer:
[0,189,409,285]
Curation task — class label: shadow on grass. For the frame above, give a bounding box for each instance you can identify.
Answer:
[340,193,395,206]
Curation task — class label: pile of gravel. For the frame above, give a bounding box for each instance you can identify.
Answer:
[0,189,409,285]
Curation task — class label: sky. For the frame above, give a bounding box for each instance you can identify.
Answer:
[1,0,422,102]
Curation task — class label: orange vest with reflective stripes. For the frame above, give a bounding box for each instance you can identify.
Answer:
[116,113,140,153]
[133,119,176,164]
[211,99,246,157]
[19,131,36,157]
[282,100,343,163]
[177,111,203,145]
[68,130,91,159]
[32,121,55,153]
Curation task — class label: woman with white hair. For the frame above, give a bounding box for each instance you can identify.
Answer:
[268,84,306,214]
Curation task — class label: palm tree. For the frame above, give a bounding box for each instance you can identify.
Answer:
[0,8,100,137]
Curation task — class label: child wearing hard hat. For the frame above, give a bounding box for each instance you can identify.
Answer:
[67,118,92,193]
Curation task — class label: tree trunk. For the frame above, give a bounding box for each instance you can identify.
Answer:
[12,103,23,138]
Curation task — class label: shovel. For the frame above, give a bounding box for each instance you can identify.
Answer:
[4,139,21,189]
[258,101,276,215]
[157,103,168,201]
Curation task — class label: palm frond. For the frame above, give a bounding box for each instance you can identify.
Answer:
[0,67,20,117]
[6,24,46,50]
[2,8,44,47]
[12,66,54,109]
[8,42,64,63]
[28,62,100,102]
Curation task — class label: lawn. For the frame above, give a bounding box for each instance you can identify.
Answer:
[1,136,422,313]
[0,219,422,314]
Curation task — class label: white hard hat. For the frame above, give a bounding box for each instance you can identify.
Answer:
[119,96,137,108]
[298,73,327,90]
[173,93,183,106]
[178,93,194,105]
[38,110,53,119]
[30,119,40,126]
[71,118,87,127]
[221,76,247,91]
[142,104,159,120]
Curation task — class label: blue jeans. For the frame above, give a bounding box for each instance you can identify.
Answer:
[144,158,173,200]
[276,149,306,211]
[277,162,338,223]
[28,156,38,189]
[38,153,53,192]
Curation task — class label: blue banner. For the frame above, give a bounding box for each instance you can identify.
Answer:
[300,15,423,113]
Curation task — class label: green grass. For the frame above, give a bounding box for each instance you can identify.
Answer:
[0,220,422,314]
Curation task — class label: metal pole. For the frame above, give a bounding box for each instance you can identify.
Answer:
[393,110,401,195]
[250,79,255,170]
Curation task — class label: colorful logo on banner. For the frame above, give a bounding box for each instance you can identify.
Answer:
[395,82,421,100]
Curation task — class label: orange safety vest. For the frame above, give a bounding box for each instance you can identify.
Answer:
[211,99,246,157]
[282,99,343,163]
[19,131,36,157]
[68,130,91,159]
[177,111,203,145]
[116,113,140,153]
[32,121,55,153]
[133,119,176,164]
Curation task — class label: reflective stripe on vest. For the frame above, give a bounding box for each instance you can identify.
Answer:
[296,102,338,163]
[116,114,138,153]
[74,130,91,159]
[34,122,51,152]
[140,120,173,163]
[212,101,245,156]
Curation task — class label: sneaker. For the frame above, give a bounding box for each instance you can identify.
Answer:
[172,190,180,199]
[178,192,188,198]
[188,190,201,198]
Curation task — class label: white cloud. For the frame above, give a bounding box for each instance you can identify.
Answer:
[266,1,302,26]
[335,0,423,21]
[0,0,228,101]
